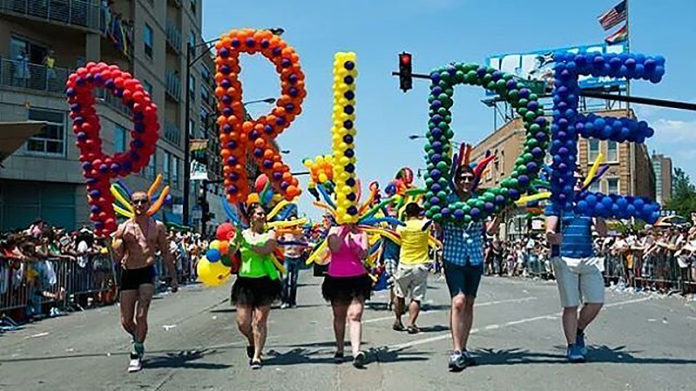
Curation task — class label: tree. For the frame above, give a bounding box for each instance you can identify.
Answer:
[665,167,696,217]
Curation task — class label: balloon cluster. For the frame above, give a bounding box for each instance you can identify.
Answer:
[576,114,654,143]
[66,62,159,236]
[575,192,660,221]
[214,28,305,204]
[331,52,359,224]
[550,52,664,223]
[303,154,335,200]
[423,63,549,224]
[386,167,415,197]
[110,175,171,219]
[197,223,238,286]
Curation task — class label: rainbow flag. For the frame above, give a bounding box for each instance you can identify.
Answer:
[605,23,628,44]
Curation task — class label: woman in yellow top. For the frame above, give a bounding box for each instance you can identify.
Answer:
[230,203,281,369]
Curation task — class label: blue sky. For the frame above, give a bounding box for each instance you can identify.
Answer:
[203,0,696,218]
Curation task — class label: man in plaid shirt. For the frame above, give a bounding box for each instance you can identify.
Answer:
[438,165,502,372]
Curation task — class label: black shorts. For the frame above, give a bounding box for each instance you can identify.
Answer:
[120,265,155,291]
[443,261,483,298]
[231,276,282,308]
[321,274,373,304]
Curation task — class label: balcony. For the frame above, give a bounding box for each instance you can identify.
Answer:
[0,0,101,31]
[164,120,181,147]
[165,20,182,54]
[0,57,68,95]
[165,70,181,102]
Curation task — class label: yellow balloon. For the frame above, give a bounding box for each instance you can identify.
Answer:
[197,257,231,287]
[209,240,221,250]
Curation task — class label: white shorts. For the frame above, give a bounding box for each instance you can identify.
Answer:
[394,265,428,302]
[551,256,605,308]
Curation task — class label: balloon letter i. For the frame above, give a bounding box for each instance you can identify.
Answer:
[332,52,359,224]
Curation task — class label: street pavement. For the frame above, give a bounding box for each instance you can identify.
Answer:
[1,271,695,391]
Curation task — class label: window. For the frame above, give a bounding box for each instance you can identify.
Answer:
[200,108,209,127]
[190,0,197,14]
[589,180,601,193]
[143,80,153,96]
[189,119,196,137]
[172,156,180,189]
[146,151,157,179]
[26,109,65,156]
[201,84,210,104]
[163,152,171,184]
[607,178,619,194]
[607,141,618,162]
[200,66,210,84]
[588,139,600,162]
[188,75,195,100]
[114,125,126,152]
[144,24,153,58]
[189,32,195,54]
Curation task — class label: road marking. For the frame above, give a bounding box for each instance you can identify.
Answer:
[363,297,538,324]
[24,332,49,339]
[387,296,652,351]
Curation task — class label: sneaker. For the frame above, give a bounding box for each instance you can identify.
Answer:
[128,353,142,373]
[250,359,262,370]
[566,344,585,363]
[333,351,344,364]
[462,350,477,366]
[575,332,587,356]
[448,350,466,372]
[352,351,366,368]
[280,303,290,309]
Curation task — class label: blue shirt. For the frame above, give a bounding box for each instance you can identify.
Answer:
[441,221,485,266]
[545,204,594,258]
[382,238,401,261]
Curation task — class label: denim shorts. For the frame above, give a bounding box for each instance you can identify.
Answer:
[443,261,484,298]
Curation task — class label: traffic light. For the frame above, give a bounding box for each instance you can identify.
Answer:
[399,52,412,92]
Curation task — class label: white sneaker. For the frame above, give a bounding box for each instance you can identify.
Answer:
[128,353,142,372]
[280,303,290,309]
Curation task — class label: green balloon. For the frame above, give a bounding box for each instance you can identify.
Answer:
[433,213,442,221]
[486,81,496,90]
[425,210,434,219]
[509,178,519,189]
[525,111,536,122]
[220,255,232,267]
[431,205,441,213]
[482,73,492,84]
[455,70,465,81]
[436,161,448,171]
[437,107,448,115]
[517,107,528,116]
[523,152,534,162]
[444,115,452,124]
[482,192,495,202]
[508,89,519,101]
[463,215,472,224]
[461,204,472,214]
[529,93,538,101]
[436,190,448,200]
[425,178,434,186]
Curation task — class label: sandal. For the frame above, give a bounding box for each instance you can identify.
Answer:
[392,321,405,332]
[407,325,420,334]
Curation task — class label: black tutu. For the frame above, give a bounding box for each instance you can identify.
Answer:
[231,276,282,307]
[322,274,373,304]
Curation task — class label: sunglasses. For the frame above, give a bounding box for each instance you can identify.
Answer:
[132,199,149,205]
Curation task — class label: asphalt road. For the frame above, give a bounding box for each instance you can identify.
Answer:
[1,271,695,391]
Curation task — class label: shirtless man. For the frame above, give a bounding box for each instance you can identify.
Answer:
[112,191,178,372]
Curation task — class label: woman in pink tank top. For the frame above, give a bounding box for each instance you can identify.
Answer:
[321,224,372,368]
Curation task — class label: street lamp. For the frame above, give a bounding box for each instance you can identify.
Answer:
[183,29,284,227]
[244,97,276,106]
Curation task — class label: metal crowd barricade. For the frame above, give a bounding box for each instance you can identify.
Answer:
[0,255,117,325]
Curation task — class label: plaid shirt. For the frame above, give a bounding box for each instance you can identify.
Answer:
[441,221,485,267]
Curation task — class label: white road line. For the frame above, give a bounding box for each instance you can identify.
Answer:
[363,297,538,324]
[387,296,652,351]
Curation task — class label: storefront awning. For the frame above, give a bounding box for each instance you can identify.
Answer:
[0,121,46,164]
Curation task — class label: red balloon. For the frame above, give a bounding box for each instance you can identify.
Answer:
[254,174,269,193]
[216,223,236,241]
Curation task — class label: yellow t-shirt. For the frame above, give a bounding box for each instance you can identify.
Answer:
[396,219,430,266]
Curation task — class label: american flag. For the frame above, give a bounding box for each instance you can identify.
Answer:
[598,1,627,31]
[605,23,628,44]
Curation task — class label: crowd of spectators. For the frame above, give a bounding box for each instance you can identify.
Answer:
[482,215,696,295]
[0,220,208,325]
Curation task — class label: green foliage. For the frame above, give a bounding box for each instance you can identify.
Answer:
[666,167,696,217]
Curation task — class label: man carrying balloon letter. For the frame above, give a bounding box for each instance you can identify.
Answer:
[440,165,502,372]
[545,171,607,363]
[111,191,178,373]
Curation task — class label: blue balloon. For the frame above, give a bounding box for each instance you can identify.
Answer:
[206,248,221,262]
